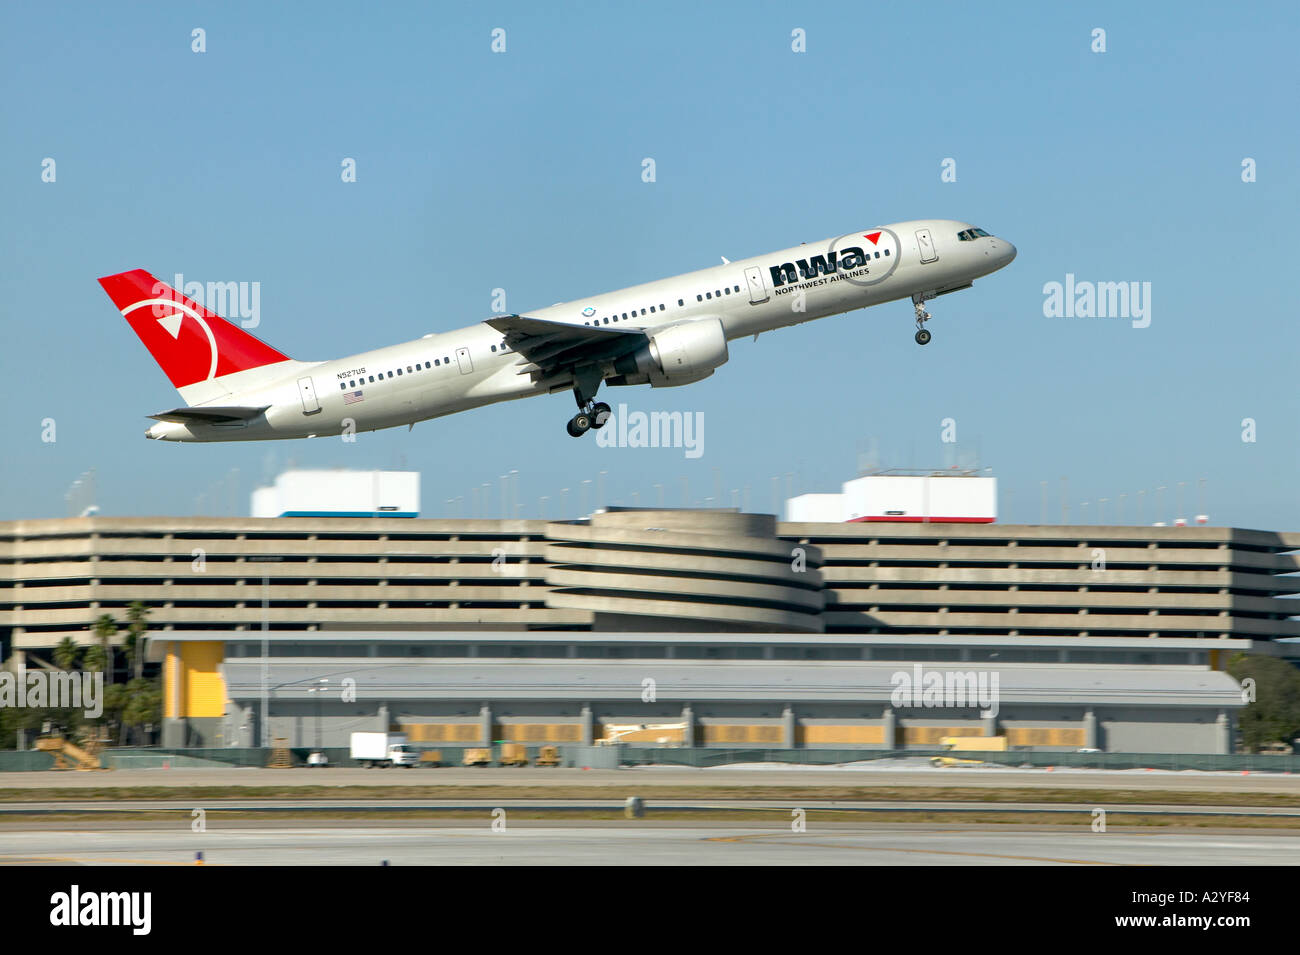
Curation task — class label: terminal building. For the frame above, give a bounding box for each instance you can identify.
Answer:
[2,492,1296,754]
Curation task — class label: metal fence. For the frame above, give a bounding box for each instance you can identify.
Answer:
[615,747,1300,773]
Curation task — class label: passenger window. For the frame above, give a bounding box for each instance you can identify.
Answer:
[678,299,684,306]
[369,375,375,382]
[734,285,740,293]
[706,292,712,299]
[622,312,628,320]
[649,306,655,313]
[715,290,720,297]
[339,383,346,390]
[397,368,402,376]
[603,317,609,324]
[640,308,646,315]
[874,251,880,258]
[434,359,440,366]
[724,287,730,295]
[425,362,430,369]
[349,380,356,388]
[697,294,702,302]
[388,371,394,378]
[884,249,890,256]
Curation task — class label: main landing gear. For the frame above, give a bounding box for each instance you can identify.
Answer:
[912,292,934,345]
[566,382,611,438]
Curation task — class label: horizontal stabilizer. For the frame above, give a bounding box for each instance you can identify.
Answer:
[148,405,270,424]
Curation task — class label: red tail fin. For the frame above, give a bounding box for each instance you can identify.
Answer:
[98,269,290,389]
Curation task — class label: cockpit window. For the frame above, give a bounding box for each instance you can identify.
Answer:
[957,227,993,241]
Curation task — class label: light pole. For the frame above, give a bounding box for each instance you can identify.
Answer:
[307,680,329,748]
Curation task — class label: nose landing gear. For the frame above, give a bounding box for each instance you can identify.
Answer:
[912,292,934,345]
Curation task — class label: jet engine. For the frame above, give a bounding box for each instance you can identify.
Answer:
[610,317,729,388]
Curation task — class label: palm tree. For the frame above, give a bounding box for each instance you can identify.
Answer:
[124,602,150,681]
[91,614,117,685]
[53,636,81,671]
[82,643,107,674]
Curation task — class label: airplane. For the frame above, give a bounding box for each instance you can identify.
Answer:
[97,219,1015,442]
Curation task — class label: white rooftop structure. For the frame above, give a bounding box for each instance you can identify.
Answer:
[786,469,997,523]
[251,469,420,518]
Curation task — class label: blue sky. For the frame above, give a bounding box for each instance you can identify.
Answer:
[2,1,1296,529]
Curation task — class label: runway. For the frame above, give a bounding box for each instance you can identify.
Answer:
[3,824,1297,865]
[3,798,1299,819]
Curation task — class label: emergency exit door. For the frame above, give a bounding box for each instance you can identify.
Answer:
[744,266,769,304]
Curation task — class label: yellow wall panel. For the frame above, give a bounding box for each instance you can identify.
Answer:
[500,723,582,742]
[180,641,225,718]
[700,724,784,745]
[401,723,483,743]
[899,726,983,744]
[1005,727,1086,747]
[796,725,885,745]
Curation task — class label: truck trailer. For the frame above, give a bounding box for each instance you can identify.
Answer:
[350,732,419,768]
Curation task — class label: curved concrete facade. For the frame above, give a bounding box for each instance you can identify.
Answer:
[543,510,826,632]
[1,512,1296,651]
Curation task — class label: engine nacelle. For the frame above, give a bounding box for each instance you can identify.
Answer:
[612,317,729,388]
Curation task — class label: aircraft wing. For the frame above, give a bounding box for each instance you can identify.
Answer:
[148,405,270,424]
[484,314,646,377]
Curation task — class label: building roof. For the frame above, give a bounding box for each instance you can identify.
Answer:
[221,658,1245,708]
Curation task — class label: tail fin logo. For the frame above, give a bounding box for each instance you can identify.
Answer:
[127,291,220,381]
[98,269,290,390]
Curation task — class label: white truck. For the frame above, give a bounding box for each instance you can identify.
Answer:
[350,732,419,769]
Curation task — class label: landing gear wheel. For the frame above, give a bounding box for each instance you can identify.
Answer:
[591,402,612,429]
[567,413,592,437]
[911,293,934,344]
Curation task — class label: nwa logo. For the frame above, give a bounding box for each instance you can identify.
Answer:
[768,231,890,288]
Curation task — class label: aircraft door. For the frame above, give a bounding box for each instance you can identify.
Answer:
[297,376,320,414]
[744,266,769,304]
[916,229,938,264]
[455,347,473,374]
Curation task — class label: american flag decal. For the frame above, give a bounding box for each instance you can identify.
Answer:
[343,390,364,405]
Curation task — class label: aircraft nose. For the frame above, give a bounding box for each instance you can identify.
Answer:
[995,239,1017,266]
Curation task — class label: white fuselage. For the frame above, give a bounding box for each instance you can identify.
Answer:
[147,219,1015,441]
